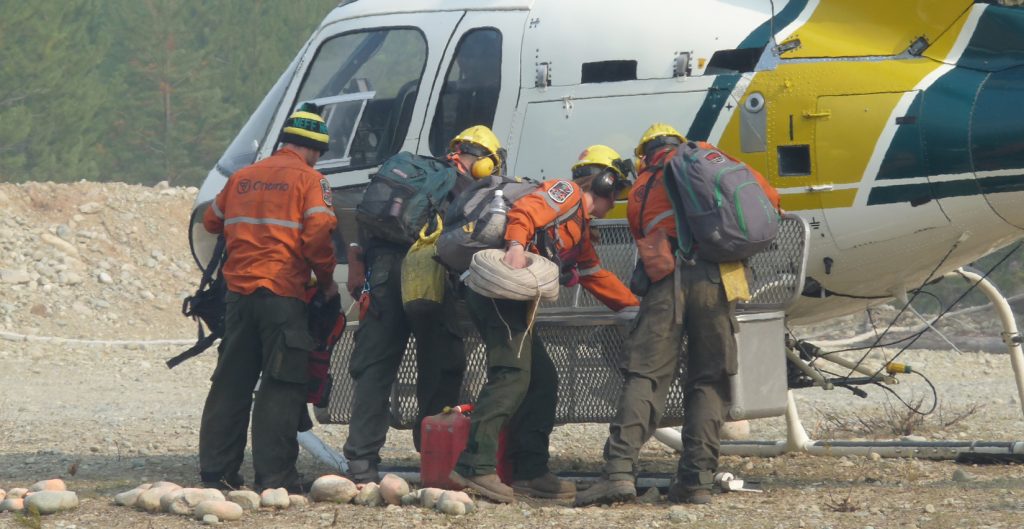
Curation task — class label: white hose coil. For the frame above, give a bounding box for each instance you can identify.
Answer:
[466,249,561,302]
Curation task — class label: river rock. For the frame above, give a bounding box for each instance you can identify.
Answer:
[309,475,358,503]
[194,500,243,522]
[227,490,261,511]
[400,493,419,506]
[353,482,383,507]
[164,488,225,515]
[8,488,28,499]
[0,498,24,512]
[79,202,104,214]
[136,484,182,513]
[288,495,309,508]
[40,233,78,256]
[29,479,67,492]
[437,499,467,516]
[952,469,976,482]
[202,514,219,525]
[98,271,113,284]
[439,490,474,510]
[260,488,290,509]
[25,491,78,515]
[379,474,410,505]
[114,484,151,507]
[721,420,751,440]
[0,269,31,284]
[419,488,445,509]
[0,489,5,501]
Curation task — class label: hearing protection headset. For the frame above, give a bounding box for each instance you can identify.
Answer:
[452,141,507,178]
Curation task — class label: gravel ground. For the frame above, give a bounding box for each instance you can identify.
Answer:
[2,182,1024,528]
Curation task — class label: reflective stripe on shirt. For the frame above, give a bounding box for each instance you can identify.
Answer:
[210,201,225,219]
[224,217,302,229]
[303,206,336,218]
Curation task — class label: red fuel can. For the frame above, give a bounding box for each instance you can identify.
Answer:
[420,404,513,488]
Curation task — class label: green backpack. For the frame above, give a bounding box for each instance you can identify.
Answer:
[356,152,457,245]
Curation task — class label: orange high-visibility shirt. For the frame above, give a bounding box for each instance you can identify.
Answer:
[204,148,337,299]
[505,179,639,312]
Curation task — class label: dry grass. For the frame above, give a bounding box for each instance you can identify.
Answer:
[812,399,983,439]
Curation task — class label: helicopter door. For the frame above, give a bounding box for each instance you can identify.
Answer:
[815,92,949,250]
[420,11,528,157]
[261,11,465,188]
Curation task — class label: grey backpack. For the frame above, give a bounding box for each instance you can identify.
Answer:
[436,175,540,272]
[663,142,779,262]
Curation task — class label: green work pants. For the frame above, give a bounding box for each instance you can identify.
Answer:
[199,288,312,490]
[342,247,467,463]
[603,259,736,489]
[455,290,557,481]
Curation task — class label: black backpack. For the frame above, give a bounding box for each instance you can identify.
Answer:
[355,152,458,245]
[167,236,226,369]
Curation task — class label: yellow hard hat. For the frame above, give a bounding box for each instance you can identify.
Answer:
[635,123,686,158]
[448,125,503,178]
[571,145,634,199]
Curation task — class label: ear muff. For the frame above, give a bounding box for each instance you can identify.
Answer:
[591,171,617,199]
[471,157,495,178]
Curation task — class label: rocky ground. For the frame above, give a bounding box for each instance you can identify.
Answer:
[1,182,1024,528]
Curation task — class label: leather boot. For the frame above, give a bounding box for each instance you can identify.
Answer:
[573,477,636,506]
[511,472,576,500]
[667,484,712,505]
[345,459,380,484]
[449,470,515,503]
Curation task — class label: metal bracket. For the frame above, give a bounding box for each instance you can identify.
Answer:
[562,96,574,119]
[535,62,551,88]
[673,52,692,78]
[774,38,802,55]
[1004,331,1024,347]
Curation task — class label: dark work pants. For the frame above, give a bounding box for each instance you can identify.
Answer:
[199,289,311,489]
[455,290,557,481]
[602,260,736,489]
[342,248,467,463]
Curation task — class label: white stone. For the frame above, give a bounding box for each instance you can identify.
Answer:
[40,233,79,256]
[226,490,261,511]
[720,420,751,440]
[202,514,219,525]
[194,500,242,522]
[260,488,290,509]
[0,489,5,502]
[379,474,410,505]
[29,479,67,493]
[8,488,28,499]
[400,493,419,506]
[924,504,936,513]
[0,269,31,284]
[25,491,78,515]
[437,499,466,515]
[163,488,224,515]
[353,482,383,507]
[154,181,170,190]
[419,488,445,509]
[309,475,358,503]
[439,491,474,512]
[56,224,73,241]
[288,495,308,508]
[869,452,882,462]
[98,271,113,284]
[114,486,148,507]
[79,202,104,214]
[136,484,181,513]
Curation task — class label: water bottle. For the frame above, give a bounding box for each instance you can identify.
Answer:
[473,190,508,246]
[388,196,404,218]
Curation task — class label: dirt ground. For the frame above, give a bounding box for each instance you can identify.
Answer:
[1,182,1023,528]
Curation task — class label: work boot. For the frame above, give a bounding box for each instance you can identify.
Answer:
[667,484,712,505]
[345,459,380,484]
[573,477,636,507]
[449,470,515,503]
[512,472,576,500]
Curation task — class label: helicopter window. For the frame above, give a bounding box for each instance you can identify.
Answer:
[705,47,764,75]
[291,27,427,172]
[778,145,811,176]
[429,28,502,157]
[581,60,637,83]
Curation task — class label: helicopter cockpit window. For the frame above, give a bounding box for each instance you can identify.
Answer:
[292,28,427,172]
[429,28,502,157]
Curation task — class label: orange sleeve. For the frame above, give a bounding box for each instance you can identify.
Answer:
[751,167,781,210]
[203,184,228,235]
[505,182,577,247]
[300,174,338,287]
[576,234,639,312]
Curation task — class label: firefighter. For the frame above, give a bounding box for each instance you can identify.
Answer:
[198,102,338,493]
[342,125,504,483]
[450,145,640,503]
[574,124,780,507]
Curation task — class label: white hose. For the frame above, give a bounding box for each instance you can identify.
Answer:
[465,249,561,302]
[0,331,195,347]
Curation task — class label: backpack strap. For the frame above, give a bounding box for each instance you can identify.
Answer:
[637,157,669,237]
[169,236,227,369]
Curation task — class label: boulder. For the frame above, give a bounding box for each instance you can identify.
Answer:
[353,482,383,507]
[226,490,261,511]
[720,420,751,441]
[113,484,151,507]
[194,500,243,522]
[419,488,445,509]
[288,495,309,508]
[136,484,182,513]
[309,475,358,503]
[164,488,225,515]
[260,488,290,509]
[25,491,78,515]
[0,498,24,513]
[438,490,474,511]
[437,499,467,516]
[8,488,28,499]
[379,474,410,506]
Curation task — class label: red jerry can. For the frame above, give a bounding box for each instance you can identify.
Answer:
[420,404,513,488]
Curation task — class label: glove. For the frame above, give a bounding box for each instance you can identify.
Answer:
[346,244,365,298]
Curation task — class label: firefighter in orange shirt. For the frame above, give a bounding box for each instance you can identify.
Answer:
[451,145,639,503]
[199,102,338,493]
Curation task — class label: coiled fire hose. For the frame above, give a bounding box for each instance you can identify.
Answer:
[465,249,560,302]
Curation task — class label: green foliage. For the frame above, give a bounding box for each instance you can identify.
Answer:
[0,0,336,185]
